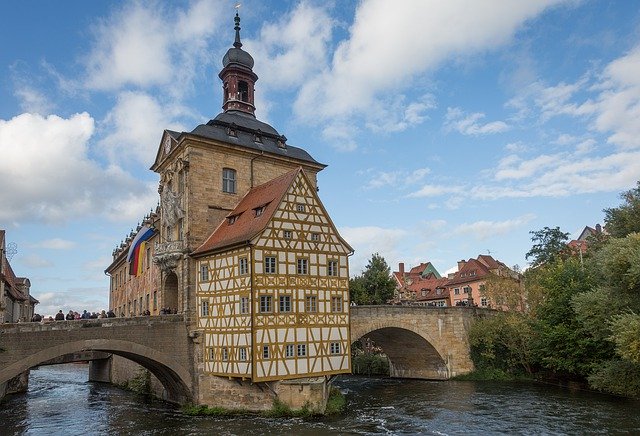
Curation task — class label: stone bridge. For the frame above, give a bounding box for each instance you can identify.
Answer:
[351,306,490,379]
[0,315,194,404]
[0,307,488,404]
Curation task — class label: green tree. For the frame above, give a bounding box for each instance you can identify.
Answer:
[349,253,396,305]
[525,226,570,268]
[604,181,640,237]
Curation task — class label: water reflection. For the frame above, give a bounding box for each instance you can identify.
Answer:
[1,364,639,435]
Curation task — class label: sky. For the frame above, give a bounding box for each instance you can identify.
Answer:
[1,0,639,316]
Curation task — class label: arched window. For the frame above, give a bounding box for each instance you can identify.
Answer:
[222,168,236,193]
[238,81,249,102]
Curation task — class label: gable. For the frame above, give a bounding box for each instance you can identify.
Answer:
[150,130,181,171]
[253,171,353,254]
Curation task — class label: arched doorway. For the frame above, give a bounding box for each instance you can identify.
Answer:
[163,272,179,313]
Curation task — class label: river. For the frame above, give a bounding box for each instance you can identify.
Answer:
[1,364,639,435]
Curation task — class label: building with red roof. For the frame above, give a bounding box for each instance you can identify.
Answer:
[1,230,38,322]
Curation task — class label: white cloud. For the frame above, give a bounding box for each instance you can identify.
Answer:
[495,153,558,180]
[340,226,408,275]
[99,91,185,167]
[453,214,536,240]
[0,113,156,224]
[444,107,509,135]
[365,167,430,189]
[407,184,464,198]
[19,254,54,269]
[84,0,222,95]
[293,0,564,126]
[37,239,77,250]
[248,2,333,90]
[14,85,54,115]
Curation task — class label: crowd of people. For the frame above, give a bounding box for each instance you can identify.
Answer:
[28,308,178,322]
[30,309,116,322]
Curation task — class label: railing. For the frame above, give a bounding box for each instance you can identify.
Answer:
[154,240,185,256]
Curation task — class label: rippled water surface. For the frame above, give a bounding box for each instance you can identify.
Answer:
[1,364,639,435]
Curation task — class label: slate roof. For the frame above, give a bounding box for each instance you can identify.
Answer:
[192,168,301,256]
[189,111,324,166]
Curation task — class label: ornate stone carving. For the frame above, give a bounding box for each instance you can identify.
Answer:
[161,188,184,228]
[153,241,186,272]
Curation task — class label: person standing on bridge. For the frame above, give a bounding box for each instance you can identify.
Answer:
[65,310,74,321]
[54,310,64,321]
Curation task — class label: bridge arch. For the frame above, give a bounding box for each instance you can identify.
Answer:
[351,324,449,379]
[0,339,192,404]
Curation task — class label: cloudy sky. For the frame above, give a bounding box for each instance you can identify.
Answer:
[1,0,639,316]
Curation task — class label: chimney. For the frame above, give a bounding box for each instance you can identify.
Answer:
[457,260,466,271]
[399,262,405,276]
[596,223,602,233]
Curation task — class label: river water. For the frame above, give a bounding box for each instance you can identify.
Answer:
[1,364,639,435]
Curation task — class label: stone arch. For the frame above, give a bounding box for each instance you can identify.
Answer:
[163,272,179,313]
[0,339,192,404]
[351,325,449,380]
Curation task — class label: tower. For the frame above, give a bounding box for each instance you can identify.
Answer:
[219,12,258,116]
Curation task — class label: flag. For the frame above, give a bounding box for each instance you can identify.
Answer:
[127,225,155,276]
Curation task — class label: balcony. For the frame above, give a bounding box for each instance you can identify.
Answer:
[153,240,186,272]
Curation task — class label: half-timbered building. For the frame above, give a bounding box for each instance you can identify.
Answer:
[192,168,353,382]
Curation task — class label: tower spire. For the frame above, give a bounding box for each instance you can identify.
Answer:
[234,11,242,48]
[219,8,258,117]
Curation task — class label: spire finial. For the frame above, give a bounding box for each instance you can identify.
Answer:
[233,4,242,48]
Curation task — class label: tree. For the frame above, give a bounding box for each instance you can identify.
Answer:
[604,181,640,238]
[525,226,570,268]
[349,253,396,305]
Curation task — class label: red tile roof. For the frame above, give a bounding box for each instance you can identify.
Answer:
[192,168,301,255]
[447,258,491,286]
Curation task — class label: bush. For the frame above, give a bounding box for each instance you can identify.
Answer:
[588,359,640,398]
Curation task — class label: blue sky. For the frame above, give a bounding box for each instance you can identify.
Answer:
[1,0,639,316]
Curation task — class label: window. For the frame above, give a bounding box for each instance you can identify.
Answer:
[297,258,308,275]
[239,257,248,275]
[209,348,215,360]
[254,206,264,217]
[463,286,471,294]
[421,290,427,297]
[145,294,149,310]
[481,297,488,307]
[283,230,292,239]
[330,342,341,354]
[238,80,249,102]
[279,295,291,313]
[222,168,236,193]
[311,233,320,241]
[260,295,272,313]
[264,256,277,274]
[146,247,151,270]
[222,347,228,361]
[479,284,486,293]
[133,299,137,315]
[296,203,305,212]
[437,301,446,307]
[240,297,249,314]
[153,291,157,310]
[263,345,270,359]
[331,296,343,313]
[327,260,338,277]
[454,288,460,295]
[239,347,247,361]
[200,264,209,282]
[285,344,295,358]
[297,344,307,357]
[201,300,209,316]
[227,214,239,225]
[305,295,317,312]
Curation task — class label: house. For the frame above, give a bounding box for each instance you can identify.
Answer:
[0,230,38,322]
[568,223,607,254]
[447,255,522,310]
[191,168,353,382]
[392,262,449,306]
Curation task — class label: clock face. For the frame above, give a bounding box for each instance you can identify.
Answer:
[164,137,172,153]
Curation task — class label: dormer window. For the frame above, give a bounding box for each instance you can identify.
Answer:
[254,206,264,217]
[227,127,237,137]
[228,214,239,225]
[254,134,262,143]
